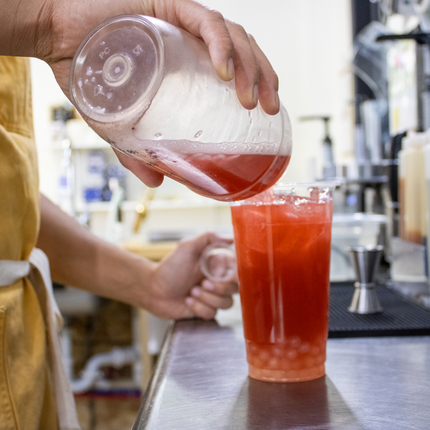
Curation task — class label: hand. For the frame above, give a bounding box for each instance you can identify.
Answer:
[37,195,237,320]
[146,232,239,320]
[46,0,279,114]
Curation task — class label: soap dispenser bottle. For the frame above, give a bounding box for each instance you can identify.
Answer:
[300,116,335,178]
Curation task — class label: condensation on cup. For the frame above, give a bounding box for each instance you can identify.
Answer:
[69,15,293,201]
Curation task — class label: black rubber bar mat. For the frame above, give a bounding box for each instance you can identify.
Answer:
[328,282,430,338]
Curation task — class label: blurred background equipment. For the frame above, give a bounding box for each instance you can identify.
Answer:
[350,0,430,304]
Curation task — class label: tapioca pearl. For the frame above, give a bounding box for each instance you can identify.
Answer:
[290,336,300,348]
[273,347,285,358]
[310,346,320,356]
[299,343,310,354]
[246,343,258,357]
[287,349,297,360]
[249,355,263,368]
[259,349,270,362]
[267,357,280,369]
[268,344,282,356]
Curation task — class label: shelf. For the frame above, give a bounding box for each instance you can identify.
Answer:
[51,141,110,151]
[76,198,230,213]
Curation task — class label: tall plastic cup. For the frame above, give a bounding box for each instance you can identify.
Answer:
[230,182,335,382]
[69,15,292,201]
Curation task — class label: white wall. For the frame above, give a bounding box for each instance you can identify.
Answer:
[31,58,68,201]
[32,0,355,201]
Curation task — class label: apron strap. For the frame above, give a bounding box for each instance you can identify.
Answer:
[0,259,30,287]
[0,250,81,430]
[28,248,81,430]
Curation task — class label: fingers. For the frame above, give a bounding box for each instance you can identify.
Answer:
[248,35,280,115]
[113,149,164,187]
[225,22,280,115]
[184,277,238,320]
[190,10,235,82]
[202,278,238,295]
[203,17,279,114]
[186,286,235,320]
[178,231,233,259]
[191,287,233,310]
[185,296,218,320]
[224,21,260,111]
[172,1,280,114]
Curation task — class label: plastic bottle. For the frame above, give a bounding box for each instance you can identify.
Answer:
[424,131,430,275]
[57,141,75,216]
[69,15,292,202]
[398,132,427,244]
[83,150,107,202]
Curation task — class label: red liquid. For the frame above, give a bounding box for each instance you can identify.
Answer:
[149,151,291,201]
[231,195,333,382]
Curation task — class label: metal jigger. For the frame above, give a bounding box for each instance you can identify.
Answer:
[347,245,384,314]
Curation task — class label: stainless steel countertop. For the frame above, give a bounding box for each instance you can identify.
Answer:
[133,300,430,430]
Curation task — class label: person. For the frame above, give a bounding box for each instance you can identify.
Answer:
[0,0,280,429]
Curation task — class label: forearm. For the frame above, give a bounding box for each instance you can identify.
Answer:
[37,194,237,320]
[36,194,156,308]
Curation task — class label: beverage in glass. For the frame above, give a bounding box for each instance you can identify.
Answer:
[231,182,335,382]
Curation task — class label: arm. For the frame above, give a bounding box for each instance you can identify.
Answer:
[37,194,237,320]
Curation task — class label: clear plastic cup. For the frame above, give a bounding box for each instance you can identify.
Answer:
[225,182,336,382]
[199,242,236,283]
[69,15,292,201]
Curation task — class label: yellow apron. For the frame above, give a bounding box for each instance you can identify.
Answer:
[0,57,80,430]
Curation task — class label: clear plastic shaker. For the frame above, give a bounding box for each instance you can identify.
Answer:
[69,15,292,201]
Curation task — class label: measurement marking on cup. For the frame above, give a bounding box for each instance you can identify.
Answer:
[133,44,143,55]
[99,47,111,59]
